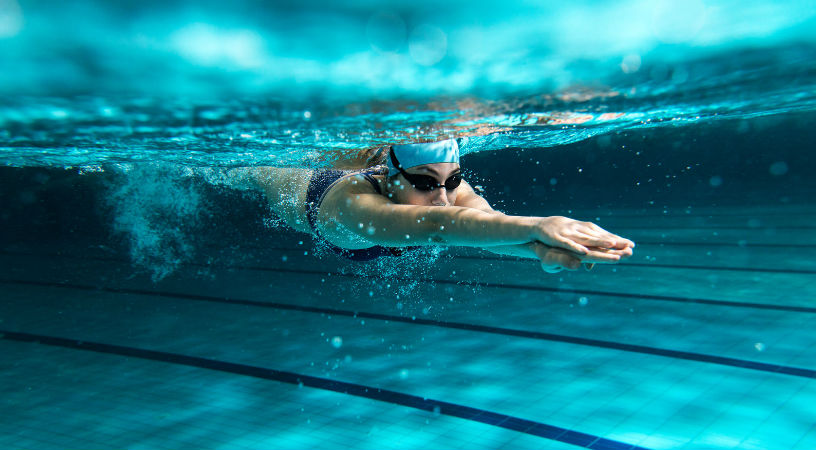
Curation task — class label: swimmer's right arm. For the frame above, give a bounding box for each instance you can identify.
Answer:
[450,180,633,264]
[322,183,626,263]
[335,199,547,248]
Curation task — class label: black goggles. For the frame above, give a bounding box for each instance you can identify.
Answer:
[390,149,462,192]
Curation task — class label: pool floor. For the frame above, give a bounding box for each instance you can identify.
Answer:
[1,204,815,449]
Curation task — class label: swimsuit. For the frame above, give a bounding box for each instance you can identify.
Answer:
[305,167,414,261]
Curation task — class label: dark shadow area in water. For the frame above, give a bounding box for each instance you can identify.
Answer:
[467,112,816,215]
[1,111,814,279]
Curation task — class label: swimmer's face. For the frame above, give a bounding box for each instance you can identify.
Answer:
[387,162,460,207]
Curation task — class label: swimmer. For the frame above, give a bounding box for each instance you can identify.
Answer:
[235,138,634,272]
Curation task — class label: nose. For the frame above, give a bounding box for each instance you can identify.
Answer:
[430,187,449,206]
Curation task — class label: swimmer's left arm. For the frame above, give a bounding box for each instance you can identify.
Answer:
[454,180,632,269]
[455,181,535,254]
[455,181,554,259]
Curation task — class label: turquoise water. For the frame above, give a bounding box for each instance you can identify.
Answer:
[2,1,816,449]
[2,0,816,168]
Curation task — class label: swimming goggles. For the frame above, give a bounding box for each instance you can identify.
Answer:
[389,149,462,192]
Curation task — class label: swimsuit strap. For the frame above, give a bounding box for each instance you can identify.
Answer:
[305,169,345,238]
[357,169,418,258]
[361,171,383,195]
[305,168,407,261]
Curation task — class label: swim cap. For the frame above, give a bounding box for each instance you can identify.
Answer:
[387,138,460,176]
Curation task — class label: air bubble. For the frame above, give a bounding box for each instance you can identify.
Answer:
[769,161,788,176]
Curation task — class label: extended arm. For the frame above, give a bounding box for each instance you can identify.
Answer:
[452,181,633,268]
[318,177,633,265]
[452,181,543,257]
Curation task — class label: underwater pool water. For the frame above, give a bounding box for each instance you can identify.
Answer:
[2,1,816,449]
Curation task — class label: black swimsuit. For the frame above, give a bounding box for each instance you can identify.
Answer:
[305,167,415,261]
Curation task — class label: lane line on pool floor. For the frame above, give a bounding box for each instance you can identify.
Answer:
[2,251,815,308]
[554,210,816,219]
[6,247,815,275]
[3,279,815,380]
[215,241,816,250]
[612,241,816,248]
[453,257,816,275]
[598,225,816,230]
[0,330,650,450]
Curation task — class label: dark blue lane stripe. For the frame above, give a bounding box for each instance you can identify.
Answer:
[3,247,815,275]
[632,241,816,248]
[3,279,815,380]
[456,255,816,275]
[619,262,816,274]
[561,210,816,218]
[456,282,816,314]
[201,268,816,315]
[218,241,816,250]
[204,241,816,250]
[609,225,816,230]
[2,251,814,313]
[0,330,648,450]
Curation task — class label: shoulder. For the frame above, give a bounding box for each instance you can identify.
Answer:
[318,172,391,219]
[328,172,385,197]
[454,179,479,202]
[454,179,496,212]
[314,173,390,249]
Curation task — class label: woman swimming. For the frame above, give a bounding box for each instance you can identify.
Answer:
[238,138,634,272]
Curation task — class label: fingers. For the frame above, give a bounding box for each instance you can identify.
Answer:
[572,231,635,254]
[574,233,617,249]
[553,237,589,256]
[579,249,623,263]
[536,242,632,274]
[611,246,634,259]
[564,225,630,250]
[547,233,628,263]
[578,245,635,263]
[586,223,635,249]
[607,237,636,249]
[535,217,634,262]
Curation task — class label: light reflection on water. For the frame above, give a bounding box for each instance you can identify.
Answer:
[1,74,815,169]
[0,1,815,168]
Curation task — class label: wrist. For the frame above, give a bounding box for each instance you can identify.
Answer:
[520,216,543,241]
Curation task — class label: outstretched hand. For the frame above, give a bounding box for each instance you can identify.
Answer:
[531,216,634,261]
[533,244,633,273]
[530,216,634,273]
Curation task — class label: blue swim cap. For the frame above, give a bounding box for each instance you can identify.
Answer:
[387,138,460,176]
